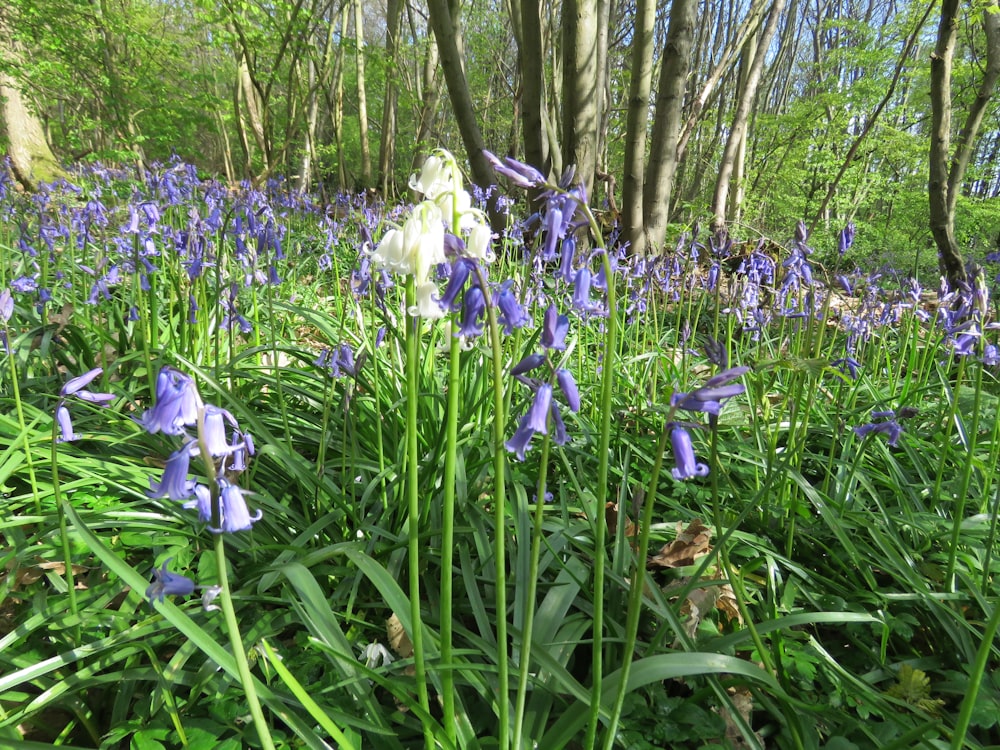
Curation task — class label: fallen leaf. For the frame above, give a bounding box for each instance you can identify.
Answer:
[648,519,712,568]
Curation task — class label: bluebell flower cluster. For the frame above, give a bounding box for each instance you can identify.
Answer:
[139,366,261,533]
[56,366,116,443]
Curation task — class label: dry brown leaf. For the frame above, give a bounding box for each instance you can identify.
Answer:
[386,613,413,658]
[604,502,638,540]
[648,519,712,568]
[720,687,760,749]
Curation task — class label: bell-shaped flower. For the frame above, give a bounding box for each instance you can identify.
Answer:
[184,483,213,524]
[511,353,546,377]
[541,304,569,350]
[215,478,262,533]
[55,403,79,443]
[496,285,529,334]
[410,281,445,319]
[671,426,709,481]
[466,223,494,262]
[148,442,197,500]
[61,367,103,396]
[556,369,580,412]
[505,414,535,461]
[202,405,241,456]
[146,558,196,605]
[457,286,486,338]
[140,367,201,435]
[526,384,552,434]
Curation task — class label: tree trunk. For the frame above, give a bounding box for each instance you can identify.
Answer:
[710,0,786,236]
[516,0,547,175]
[640,0,698,255]
[929,0,964,284]
[621,0,657,254]
[561,0,599,199]
[353,0,372,188]
[377,0,403,197]
[426,0,497,193]
[0,6,66,189]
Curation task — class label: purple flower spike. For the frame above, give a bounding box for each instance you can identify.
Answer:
[526,383,553,434]
[215,479,262,533]
[854,420,902,447]
[505,414,535,461]
[55,403,79,443]
[556,369,580,412]
[670,426,709,481]
[62,367,103,397]
[146,558,196,605]
[541,304,569,350]
[147,443,196,500]
[550,402,568,445]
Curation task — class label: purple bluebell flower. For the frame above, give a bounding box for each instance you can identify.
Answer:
[854,420,902,447]
[482,150,546,189]
[61,367,103,397]
[832,356,861,380]
[439,258,473,312]
[184,484,212,523]
[511,352,547,377]
[541,304,569,350]
[496,284,530,334]
[202,406,241,456]
[558,236,576,281]
[0,288,12,321]
[983,344,1000,367]
[140,367,201,435]
[671,426,709,480]
[146,558,196,605]
[672,366,749,415]
[55,403,79,443]
[838,223,856,254]
[215,478,263,533]
[457,285,486,338]
[526,384,552,434]
[572,268,595,313]
[148,443,196,500]
[505,414,536,461]
[550,402,568,445]
[556,369,580,412]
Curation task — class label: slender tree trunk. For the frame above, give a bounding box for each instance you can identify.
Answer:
[426,0,497,193]
[640,0,698,255]
[517,0,547,174]
[621,0,657,254]
[711,0,786,235]
[377,0,403,197]
[929,0,964,283]
[353,0,372,188]
[298,57,320,193]
[411,28,441,176]
[561,0,599,199]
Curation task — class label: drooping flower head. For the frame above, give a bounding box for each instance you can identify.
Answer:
[146,558,196,605]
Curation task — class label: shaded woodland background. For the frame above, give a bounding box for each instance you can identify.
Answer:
[1,0,998,275]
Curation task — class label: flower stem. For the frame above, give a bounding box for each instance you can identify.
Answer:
[213,533,276,750]
[404,277,433,746]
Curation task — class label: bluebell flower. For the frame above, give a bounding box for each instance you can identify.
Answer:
[457,285,486,338]
[0,288,12,321]
[439,258,473,311]
[505,414,536,461]
[550,402,568,445]
[183,484,213,523]
[61,367,103,397]
[671,426,709,481]
[556,369,580,412]
[541,304,569,350]
[215,478,262,533]
[558,236,576,281]
[672,366,749,415]
[146,558,196,605]
[140,367,200,435]
[511,352,547,377]
[148,442,196,500]
[854,420,902,447]
[526,384,552,434]
[572,268,595,313]
[202,405,241,456]
[496,284,530,334]
[55,403,79,443]
[482,150,546,189]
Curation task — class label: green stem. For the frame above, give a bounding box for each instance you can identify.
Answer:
[7,342,41,515]
[213,534,276,750]
[473,264,510,747]
[951,596,1000,749]
[404,278,433,746]
[51,416,80,644]
[440,315,462,744]
[512,432,551,749]
[585,232,618,748]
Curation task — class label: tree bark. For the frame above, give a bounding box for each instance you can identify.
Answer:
[621,0,656,254]
[353,0,372,188]
[561,0,599,200]
[929,0,964,284]
[377,0,403,197]
[0,5,66,189]
[640,0,698,255]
